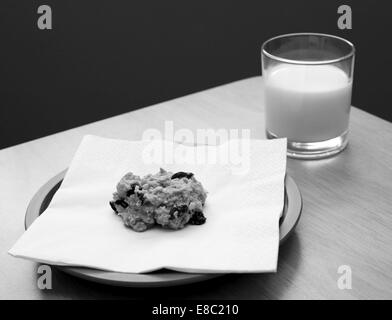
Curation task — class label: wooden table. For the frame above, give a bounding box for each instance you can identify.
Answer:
[1,77,391,299]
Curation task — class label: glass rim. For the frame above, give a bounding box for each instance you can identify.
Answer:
[261,32,355,65]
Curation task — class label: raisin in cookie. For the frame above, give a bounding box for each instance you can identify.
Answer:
[110,168,207,232]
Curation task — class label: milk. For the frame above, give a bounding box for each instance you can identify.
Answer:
[264,64,352,142]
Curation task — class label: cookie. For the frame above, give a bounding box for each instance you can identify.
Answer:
[110,168,207,232]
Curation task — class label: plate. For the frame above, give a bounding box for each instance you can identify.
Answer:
[25,170,302,287]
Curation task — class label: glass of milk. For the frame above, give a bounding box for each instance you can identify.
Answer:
[262,33,355,159]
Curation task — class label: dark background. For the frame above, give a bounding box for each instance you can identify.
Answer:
[0,0,390,149]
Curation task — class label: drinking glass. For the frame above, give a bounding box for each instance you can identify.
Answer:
[262,33,355,159]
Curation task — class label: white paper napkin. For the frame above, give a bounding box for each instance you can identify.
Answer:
[9,135,287,273]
